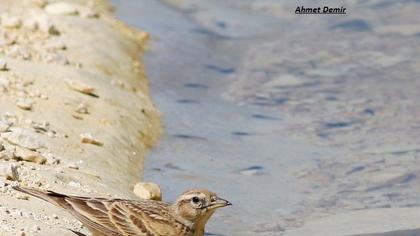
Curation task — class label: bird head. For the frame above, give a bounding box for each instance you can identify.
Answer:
[172,189,231,231]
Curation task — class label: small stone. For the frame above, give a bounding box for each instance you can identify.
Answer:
[79,8,99,18]
[1,15,22,29]
[22,18,38,31]
[68,181,81,188]
[8,45,30,60]
[66,80,96,96]
[44,40,67,51]
[16,98,33,111]
[0,59,8,71]
[0,163,19,181]
[133,182,162,201]
[17,232,26,236]
[0,76,10,89]
[14,147,46,164]
[80,133,103,146]
[45,2,79,15]
[16,194,29,200]
[33,14,60,35]
[32,225,40,231]
[75,102,89,114]
[34,0,47,8]
[42,52,69,65]
[67,162,79,170]
[72,113,83,120]
[0,120,11,132]
[0,150,13,160]
[1,127,45,150]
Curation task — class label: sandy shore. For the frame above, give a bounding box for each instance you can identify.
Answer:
[0,0,161,235]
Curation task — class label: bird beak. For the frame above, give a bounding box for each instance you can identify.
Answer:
[209,197,232,209]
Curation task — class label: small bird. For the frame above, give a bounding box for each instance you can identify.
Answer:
[13,186,231,236]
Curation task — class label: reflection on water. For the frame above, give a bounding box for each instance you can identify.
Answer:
[112,0,420,235]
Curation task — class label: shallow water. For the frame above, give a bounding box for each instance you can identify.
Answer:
[112,0,420,235]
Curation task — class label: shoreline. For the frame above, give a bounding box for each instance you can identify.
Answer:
[0,0,161,234]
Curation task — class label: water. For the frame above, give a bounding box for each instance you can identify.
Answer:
[111,0,333,235]
[111,0,420,235]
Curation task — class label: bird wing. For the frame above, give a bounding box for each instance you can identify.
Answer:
[13,187,187,236]
[107,200,183,236]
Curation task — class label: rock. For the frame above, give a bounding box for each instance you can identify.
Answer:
[65,80,96,95]
[0,120,11,132]
[16,98,33,111]
[1,127,45,150]
[0,163,19,181]
[67,162,79,170]
[14,147,46,164]
[44,40,67,51]
[0,76,10,90]
[22,18,38,31]
[72,113,83,120]
[133,182,162,201]
[8,45,31,60]
[0,59,8,71]
[75,102,89,114]
[44,2,79,15]
[42,52,69,65]
[32,14,60,35]
[0,150,13,160]
[79,8,99,18]
[33,0,47,8]
[80,133,103,146]
[1,15,22,29]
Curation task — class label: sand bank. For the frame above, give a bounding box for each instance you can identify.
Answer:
[0,0,161,235]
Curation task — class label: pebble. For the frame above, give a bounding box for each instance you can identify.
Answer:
[0,163,19,181]
[22,18,38,31]
[1,127,45,150]
[0,59,8,71]
[0,120,11,132]
[1,15,22,29]
[14,147,46,164]
[67,162,79,170]
[75,102,89,114]
[42,52,69,65]
[32,14,60,35]
[72,113,83,120]
[68,181,81,188]
[0,76,10,89]
[79,8,99,18]
[16,194,29,200]
[0,150,13,161]
[44,2,79,15]
[80,133,103,146]
[133,182,162,201]
[16,98,33,111]
[65,79,96,96]
[44,40,67,51]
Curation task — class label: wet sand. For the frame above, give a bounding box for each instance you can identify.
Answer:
[113,0,420,235]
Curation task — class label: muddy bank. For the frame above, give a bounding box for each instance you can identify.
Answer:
[0,0,160,235]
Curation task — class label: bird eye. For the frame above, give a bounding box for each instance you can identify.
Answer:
[192,197,200,204]
[211,196,217,202]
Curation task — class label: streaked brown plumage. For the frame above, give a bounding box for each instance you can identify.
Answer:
[13,186,231,236]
